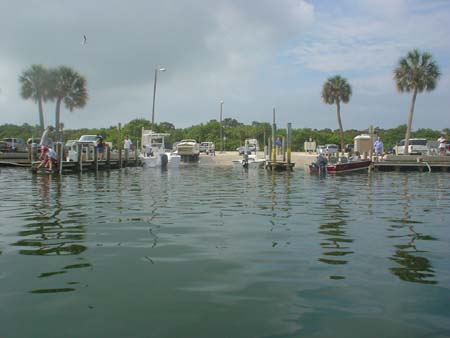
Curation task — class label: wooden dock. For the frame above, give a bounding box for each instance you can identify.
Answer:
[1,147,141,173]
[372,155,450,172]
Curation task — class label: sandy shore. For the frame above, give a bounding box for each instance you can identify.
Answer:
[196,151,317,170]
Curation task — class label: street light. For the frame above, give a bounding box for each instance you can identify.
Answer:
[151,66,166,127]
[219,100,224,153]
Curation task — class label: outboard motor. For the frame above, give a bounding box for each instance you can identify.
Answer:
[160,153,168,168]
[316,154,328,172]
[242,153,249,168]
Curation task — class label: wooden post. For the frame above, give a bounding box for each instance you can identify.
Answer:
[369,125,374,160]
[94,146,98,171]
[287,123,292,165]
[57,142,63,175]
[135,140,139,167]
[106,146,111,168]
[282,136,286,162]
[272,108,276,163]
[125,149,129,167]
[77,143,83,172]
[117,122,122,168]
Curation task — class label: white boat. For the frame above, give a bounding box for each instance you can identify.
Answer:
[176,139,200,156]
[232,154,265,168]
[140,130,180,168]
[176,139,200,162]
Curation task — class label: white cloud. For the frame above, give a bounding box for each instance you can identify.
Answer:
[0,0,448,130]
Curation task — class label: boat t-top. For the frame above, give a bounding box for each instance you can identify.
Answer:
[140,129,180,168]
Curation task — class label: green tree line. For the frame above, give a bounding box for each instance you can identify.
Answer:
[1,120,448,152]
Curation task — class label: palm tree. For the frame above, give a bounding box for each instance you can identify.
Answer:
[49,66,88,135]
[19,65,50,130]
[321,75,352,153]
[394,49,441,154]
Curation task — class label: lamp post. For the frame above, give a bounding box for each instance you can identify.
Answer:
[219,100,224,153]
[151,66,166,127]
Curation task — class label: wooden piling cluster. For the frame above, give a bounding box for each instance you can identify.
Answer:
[265,108,295,171]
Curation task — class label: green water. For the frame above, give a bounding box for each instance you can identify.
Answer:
[0,167,449,338]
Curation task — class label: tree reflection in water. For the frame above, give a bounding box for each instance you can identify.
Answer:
[318,184,354,279]
[11,174,89,293]
[388,175,437,284]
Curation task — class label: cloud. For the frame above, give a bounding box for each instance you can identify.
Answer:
[0,0,317,128]
[285,1,450,74]
[0,0,449,130]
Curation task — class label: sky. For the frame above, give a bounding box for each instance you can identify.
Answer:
[0,0,449,131]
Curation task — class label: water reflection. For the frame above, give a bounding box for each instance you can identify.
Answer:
[388,176,437,284]
[318,181,354,279]
[12,174,90,293]
[267,171,293,248]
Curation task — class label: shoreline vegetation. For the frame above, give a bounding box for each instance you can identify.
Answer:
[0,120,448,153]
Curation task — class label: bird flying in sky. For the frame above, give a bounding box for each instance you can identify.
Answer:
[82,35,87,45]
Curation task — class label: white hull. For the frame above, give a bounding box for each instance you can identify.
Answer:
[167,154,181,167]
[232,158,265,168]
[140,153,180,168]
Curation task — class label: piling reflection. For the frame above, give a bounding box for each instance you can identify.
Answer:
[318,182,354,279]
[267,171,293,248]
[388,176,437,284]
[12,174,89,293]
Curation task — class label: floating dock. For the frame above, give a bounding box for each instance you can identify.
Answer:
[372,155,450,172]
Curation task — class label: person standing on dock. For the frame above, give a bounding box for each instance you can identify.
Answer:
[275,137,282,155]
[123,135,133,151]
[96,134,105,160]
[373,136,384,158]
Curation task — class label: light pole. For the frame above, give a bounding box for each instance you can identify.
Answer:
[151,66,166,127]
[219,100,224,153]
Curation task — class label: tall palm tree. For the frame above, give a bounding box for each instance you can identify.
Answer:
[322,75,352,153]
[19,65,50,130]
[394,49,440,154]
[49,66,88,134]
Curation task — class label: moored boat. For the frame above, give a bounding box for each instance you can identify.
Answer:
[140,130,180,168]
[326,158,371,174]
[308,156,371,174]
[232,154,265,168]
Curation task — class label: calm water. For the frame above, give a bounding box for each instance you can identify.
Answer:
[1,166,449,338]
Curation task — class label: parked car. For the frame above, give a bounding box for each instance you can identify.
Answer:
[78,135,98,146]
[77,135,112,148]
[317,144,338,156]
[344,144,354,153]
[27,137,54,152]
[0,141,9,152]
[237,144,256,155]
[199,142,215,154]
[396,138,428,155]
[2,138,27,152]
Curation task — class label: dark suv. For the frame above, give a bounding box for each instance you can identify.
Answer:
[2,138,27,152]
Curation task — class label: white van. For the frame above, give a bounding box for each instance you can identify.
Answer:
[317,144,338,155]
